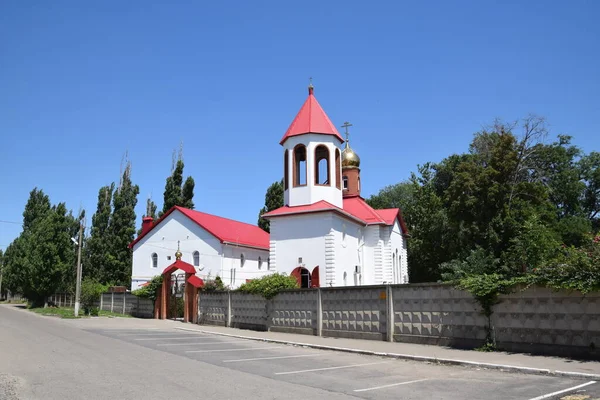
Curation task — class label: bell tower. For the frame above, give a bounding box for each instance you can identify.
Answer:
[340,122,361,198]
[280,83,344,208]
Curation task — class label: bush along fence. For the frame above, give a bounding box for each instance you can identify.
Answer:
[198,283,600,359]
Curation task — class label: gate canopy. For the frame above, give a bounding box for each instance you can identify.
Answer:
[162,259,196,276]
[187,275,204,288]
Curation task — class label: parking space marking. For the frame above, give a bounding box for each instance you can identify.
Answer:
[275,361,392,376]
[134,336,206,341]
[119,332,199,337]
[223,354,322,363]
[353,379,429,392]
[527,381,597,400]
[186,346,282,354]
[157,340,251,347]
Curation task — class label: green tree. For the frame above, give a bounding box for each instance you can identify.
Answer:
[257,180,284,233]
[161,152,195,215]
[580,151,600,232]
[85,184,114,281]
[105,161,139,286]
[22,187,51,232]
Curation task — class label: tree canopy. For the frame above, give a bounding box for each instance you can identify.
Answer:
[257,180,284,233]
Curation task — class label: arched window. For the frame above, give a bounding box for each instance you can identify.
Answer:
[293,144,307,186]
[335,149,341,189]
[284,150,289,190]
[240,253,245,268]
[314,145,330,185]
[343,176,348,190]
[267,257,271,270]
[193,251,200,267]
[258,256,263,270]
[151,253,158,269]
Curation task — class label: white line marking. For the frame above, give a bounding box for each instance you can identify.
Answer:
[527,381,597,400]
[186,346,281,354]
[135,336,206,341]
[223,354,322,363]
[119,333,198,337]
[275,361,391,375]
[157,340,250,347]
[354,379,429,392]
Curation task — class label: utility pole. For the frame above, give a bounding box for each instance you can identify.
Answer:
[74,218,84,317]
[0,259,4,301]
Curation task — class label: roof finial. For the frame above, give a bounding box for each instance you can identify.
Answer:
[308,77,314,95]
[341,121,353,147]
[175,240,182,261]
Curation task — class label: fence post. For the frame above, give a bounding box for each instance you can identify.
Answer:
[316,288,323,337]
[70,294,73,307]
[227,291,232,328]
[386,285,394,342]
[122,293,126,315]
[100,293,103,310]
[110,292,114,312]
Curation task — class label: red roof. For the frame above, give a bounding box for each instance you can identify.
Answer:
[129,206,270,250]
[279,86,344,145]
[187,275,204,288]
[262,195,408,234]
[163,259,196,275]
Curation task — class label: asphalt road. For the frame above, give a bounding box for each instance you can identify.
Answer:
[1,304,598,400]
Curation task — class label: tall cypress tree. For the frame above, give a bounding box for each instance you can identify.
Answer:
[85,184,114,281]
[257,180,284,233]
[160,151,195,215]
[106,161,139,286]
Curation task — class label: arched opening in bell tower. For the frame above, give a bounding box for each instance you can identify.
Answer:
[314,145,330,185]
[293,144,307,186]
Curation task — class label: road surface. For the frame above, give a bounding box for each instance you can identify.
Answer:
[1,304,598,400]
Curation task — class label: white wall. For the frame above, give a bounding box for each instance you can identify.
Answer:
[283,134,343,208]
[390,219,409,284]
[131,209,269,290]
[269,213,331,278]
[330,215,364,287]
[220,245,270,289]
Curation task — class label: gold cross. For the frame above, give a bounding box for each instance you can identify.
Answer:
[341,121,353,143]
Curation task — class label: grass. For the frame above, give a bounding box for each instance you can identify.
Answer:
[29,306,133,319]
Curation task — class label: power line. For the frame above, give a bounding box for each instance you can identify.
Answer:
[0,220,22,226]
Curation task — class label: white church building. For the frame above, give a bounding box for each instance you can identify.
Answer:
[262,84,409,288]
[129,84,409,290]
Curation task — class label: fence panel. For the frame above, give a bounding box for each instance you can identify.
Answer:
[269,289,318,335]
[198,292,229,326]
[230,293,268,330]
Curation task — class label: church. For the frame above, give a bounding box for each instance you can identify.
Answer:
[129,83,409,290]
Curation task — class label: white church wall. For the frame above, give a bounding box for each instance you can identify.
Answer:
[283,134,343,209]
[268,212,331,279]
[131,210,223,290]
[221,245,270,289]
[330,215,363,287]
[390,219,409,284]
[365,225,383,285]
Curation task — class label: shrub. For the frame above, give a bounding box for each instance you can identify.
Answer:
[202,275,227,292]
[89,306,99,317]
[237,273,299,299]
[132,275,163,301]
[80,278,108,315]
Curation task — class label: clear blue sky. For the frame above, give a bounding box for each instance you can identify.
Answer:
[1,1,599,250]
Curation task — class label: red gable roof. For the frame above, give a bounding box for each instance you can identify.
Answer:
[163,259,196,276]
[187,275,204,288]
[129,206,270,250]
[279,86,344,145]
[262,195,409,235]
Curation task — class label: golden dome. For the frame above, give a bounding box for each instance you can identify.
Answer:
[342,144,360,168]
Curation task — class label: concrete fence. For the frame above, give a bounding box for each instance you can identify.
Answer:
[198,284,600,359]
[99,292,154,318]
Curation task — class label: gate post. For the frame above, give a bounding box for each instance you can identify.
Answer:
[227,291,232,328]
[110,292,114,313]
[122,293,126,315]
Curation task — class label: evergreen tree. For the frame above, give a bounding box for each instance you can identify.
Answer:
[22,187,51,232]
[160,151,195,215]
[137,198,158,236]
[257,180,284,233]
[85,184,114,280]
[105,162,139,286]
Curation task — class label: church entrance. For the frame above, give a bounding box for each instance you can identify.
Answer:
[168,273,185,320]
[291,266,320,288]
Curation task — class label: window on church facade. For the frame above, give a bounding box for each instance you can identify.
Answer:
[193,251,200,267]
[284,150,289,190]
[314,145,330,185]
[343,176,348,190]
[258,256,262,270]
[335,149,341,189]
[151,253,158,269]
[240,253,245,268]
[293,145,307,186]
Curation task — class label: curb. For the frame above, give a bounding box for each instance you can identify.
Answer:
[174,327,600,380]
